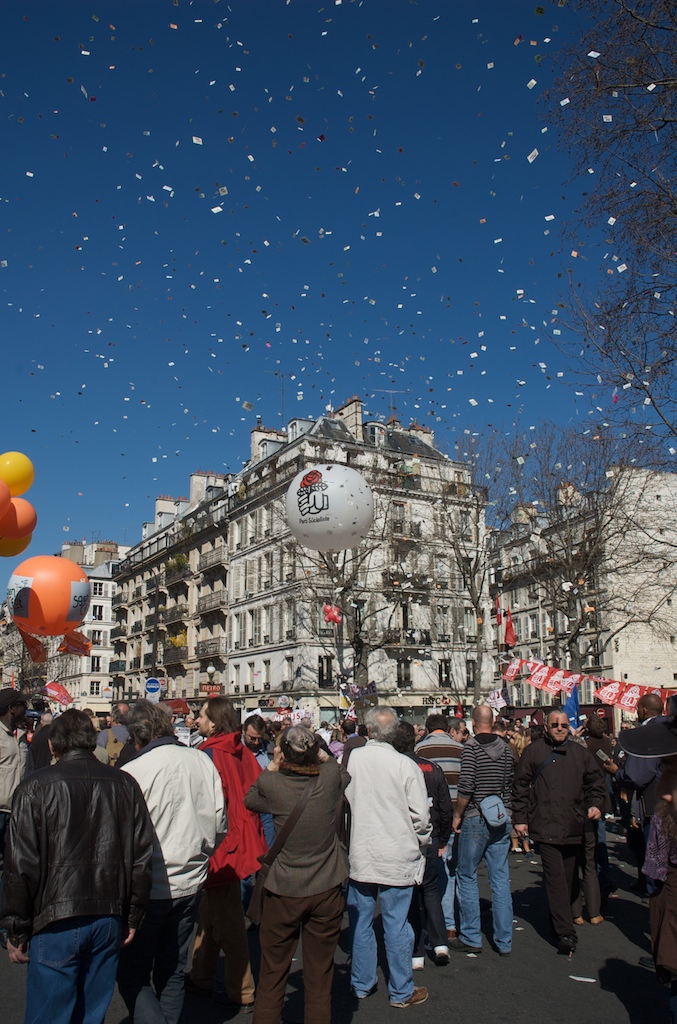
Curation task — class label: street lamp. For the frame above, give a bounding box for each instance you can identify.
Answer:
[206,663,216,692]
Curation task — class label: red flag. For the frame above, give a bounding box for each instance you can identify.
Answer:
[454,701,464,719]
[41,681,73,706]
[495,594,502,627]
[504,609,516,648]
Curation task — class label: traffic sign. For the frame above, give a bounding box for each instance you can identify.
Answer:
[145,677,161,703]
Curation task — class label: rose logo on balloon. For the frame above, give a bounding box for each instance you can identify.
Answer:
[297,469,329,517]
[285,464,374,553]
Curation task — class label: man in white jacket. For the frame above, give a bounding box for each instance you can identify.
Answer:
[117,701,226,1024]
[346,706,431,1009]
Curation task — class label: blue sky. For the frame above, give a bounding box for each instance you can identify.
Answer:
[1,0,603,557]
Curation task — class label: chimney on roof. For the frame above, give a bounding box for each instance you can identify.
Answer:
[335,395,364,442]
[406,420,435,447]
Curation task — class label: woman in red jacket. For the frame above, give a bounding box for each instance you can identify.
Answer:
[187,697,267,1013]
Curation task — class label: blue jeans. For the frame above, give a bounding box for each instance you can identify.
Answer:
[456,816,513,952]
[346,880,414,1004]
[438,834,458,932]
[117,893,200,1024]
[25,915,121,1024]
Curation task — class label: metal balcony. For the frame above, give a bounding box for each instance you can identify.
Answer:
[383,628,432,647]
[162,645,188,665]
[196,638,228,659]
[109,659,127,674]
[165,564,192,586]
[163,603,189,624]
[197,591,227,614]
[198,546,226,572]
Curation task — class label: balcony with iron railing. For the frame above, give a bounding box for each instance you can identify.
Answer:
[198,546,227,572]
[109,659,127,674]
[132,586,143,601]
[146,576,166,594]
[196,637,228,659]
[145,613,166,630]
[112,593,126,608]
[163,603,190,625]
[110,624,128,640]
[383,628,432,647]
[130,622,143,635]
[197,591,227,614]
[162,645,188,665]
[383,571,431,592]
[165,564,192,586]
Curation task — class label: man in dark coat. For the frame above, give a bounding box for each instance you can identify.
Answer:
[393,721,452,966]
[512,706,606,955]
[1,709,153,1024]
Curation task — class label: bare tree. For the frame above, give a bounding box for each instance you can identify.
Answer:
[0,617,76,693]
[279,492,405,689]
[546,0,677,452]
[494,424,677,673]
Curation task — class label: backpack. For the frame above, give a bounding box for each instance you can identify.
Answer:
[105,729,125,767]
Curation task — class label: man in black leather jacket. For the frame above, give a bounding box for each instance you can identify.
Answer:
[0,709,153,1024]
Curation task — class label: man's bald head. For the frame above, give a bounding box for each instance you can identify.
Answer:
[638,693,664,719]
[471,705,494,734]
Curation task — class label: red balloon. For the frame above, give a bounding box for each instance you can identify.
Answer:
[0,480,10,520]
[0,497,37,540]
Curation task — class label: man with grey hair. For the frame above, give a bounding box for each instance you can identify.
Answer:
[345,706,432,1009]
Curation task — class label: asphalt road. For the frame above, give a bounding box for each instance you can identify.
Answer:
[0,829,667,1024]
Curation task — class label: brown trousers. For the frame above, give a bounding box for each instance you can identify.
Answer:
[189,882,256,1003]
[253,885,344,1024]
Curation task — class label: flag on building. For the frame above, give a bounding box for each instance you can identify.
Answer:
[504,609,516,648]
[495,593,502,627]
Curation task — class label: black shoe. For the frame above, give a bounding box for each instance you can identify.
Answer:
[557,935,577,956]
[449,938,482,954]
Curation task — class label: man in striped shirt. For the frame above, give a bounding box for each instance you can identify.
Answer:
[415,715,464,941]
[450,705,514,956]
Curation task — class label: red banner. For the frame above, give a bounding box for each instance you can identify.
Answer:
[504,656,670,712]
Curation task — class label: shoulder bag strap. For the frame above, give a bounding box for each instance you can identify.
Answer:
[529,749,561,787]
[259,775,319,868]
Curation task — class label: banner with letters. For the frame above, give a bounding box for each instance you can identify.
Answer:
[501,657,670,711]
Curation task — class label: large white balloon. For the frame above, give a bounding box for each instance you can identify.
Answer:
[285,464,374,552]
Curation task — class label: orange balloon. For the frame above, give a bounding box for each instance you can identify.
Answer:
[0,534,32,558]
[0,480,10,520]
[0,498,38,540]
[7,555,91,636]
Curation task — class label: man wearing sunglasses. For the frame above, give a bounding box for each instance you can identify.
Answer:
[512,707,606,955]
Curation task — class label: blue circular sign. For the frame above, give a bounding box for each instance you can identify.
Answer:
[145,677,161,694]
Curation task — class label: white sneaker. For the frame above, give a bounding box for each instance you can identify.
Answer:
[412,956,425,971]
[434,945,450,965]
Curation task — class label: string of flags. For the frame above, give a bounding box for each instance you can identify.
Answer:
[502,657,671,713]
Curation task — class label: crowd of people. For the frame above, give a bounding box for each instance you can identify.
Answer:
[0,684,674,1024]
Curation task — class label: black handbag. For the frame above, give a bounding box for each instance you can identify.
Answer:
[247,775,318,926]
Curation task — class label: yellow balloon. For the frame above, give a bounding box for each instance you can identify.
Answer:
[0,533,32,557]
[0,452,35,496]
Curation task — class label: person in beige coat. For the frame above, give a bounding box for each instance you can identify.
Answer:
[345,706,431,1009]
